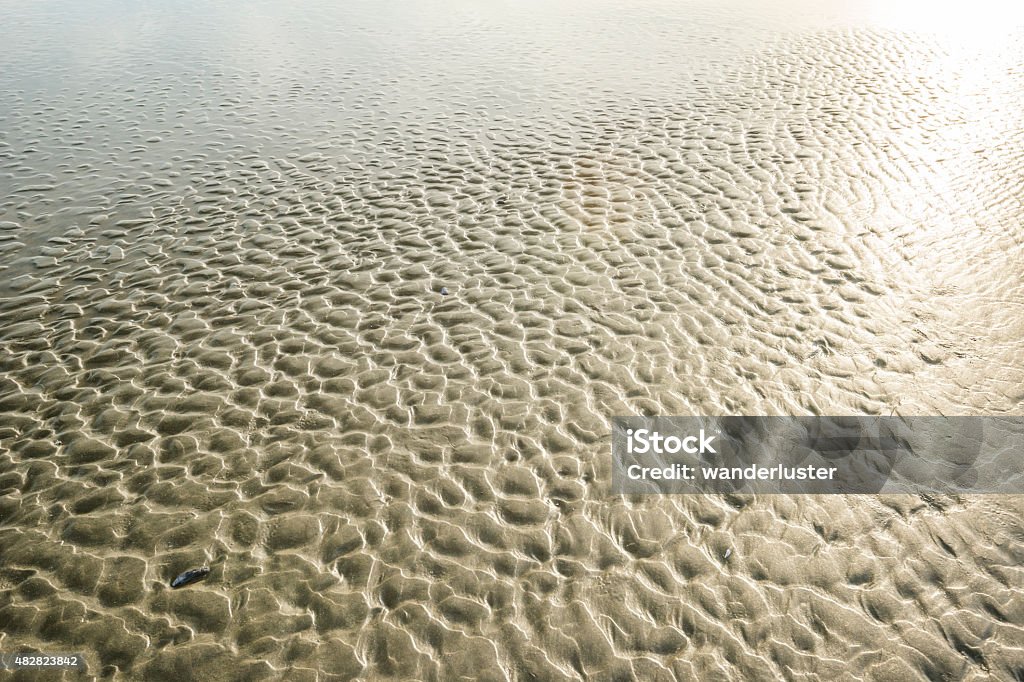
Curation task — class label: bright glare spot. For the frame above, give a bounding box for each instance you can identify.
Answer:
[867,0,1024,40]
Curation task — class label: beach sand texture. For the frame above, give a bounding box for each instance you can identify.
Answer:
[2,0,1024,678]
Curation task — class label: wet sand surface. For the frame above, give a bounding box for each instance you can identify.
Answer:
[2,0,1024,679]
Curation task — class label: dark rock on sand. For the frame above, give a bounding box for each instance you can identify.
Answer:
[170,567,211,589]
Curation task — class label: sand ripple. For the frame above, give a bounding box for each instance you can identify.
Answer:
[2,0,1024,679]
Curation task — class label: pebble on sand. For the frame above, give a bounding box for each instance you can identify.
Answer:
[440,286,449,295]
[170,566,210,589]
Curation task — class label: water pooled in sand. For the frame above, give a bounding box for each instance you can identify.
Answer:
[1,0,1024,678]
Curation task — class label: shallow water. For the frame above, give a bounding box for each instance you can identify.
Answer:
[2,0,1024,679]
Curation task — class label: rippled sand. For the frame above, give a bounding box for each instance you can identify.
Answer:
[2,0,1024,679]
